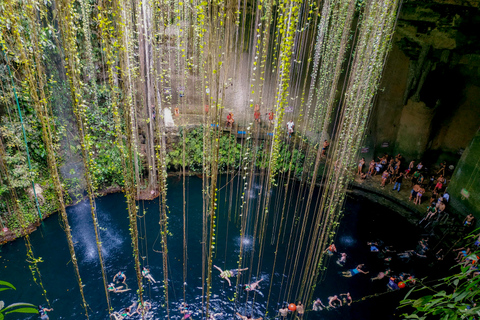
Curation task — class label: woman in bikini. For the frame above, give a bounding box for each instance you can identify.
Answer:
[213,265,248,286]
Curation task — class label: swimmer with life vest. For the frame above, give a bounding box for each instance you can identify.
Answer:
[213,265,248,286]
[113,271,127,285]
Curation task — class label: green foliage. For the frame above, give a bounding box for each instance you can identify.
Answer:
[0,280,38,319]
[399,232,480,319]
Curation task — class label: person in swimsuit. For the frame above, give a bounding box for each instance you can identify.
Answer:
[416,162,423,171]
[114,271,127,285]
[421,205,437,223]
[108,283,131,293]
[111,305,135,320]
[142,267,156,283]
[414,187,424,205]
[312,298,326,311]
[381,170,389,187]
[325,243,337,255]
[367,160,375,176]
[387,277,399,290]
[296,301,304,318]
[405,160,415,177]
[136,301,151,315]
[454,247,471,263]
[463,214,475,227]
[340,292,352,306]
[328,295,342,308]
[337,252,347,266]
[213,265,248,286]
[342,264,368,277]
[409,184,421,201]
[235,312,262,320]
[434,175,445,192]
[278,306,290,319]
[38,306,53,320]
[371,269,391,281]
[244,278,264,296]
[357,158,365,175]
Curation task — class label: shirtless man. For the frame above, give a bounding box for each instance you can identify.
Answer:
[436,201,446,214]
[328,295,342,308]
[296,302,304,318]
[278,306,289,319]
[235,312,262,320]
[312,298,326,311]
[409,184,421,201]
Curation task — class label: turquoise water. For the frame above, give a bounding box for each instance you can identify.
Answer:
[0,176,433,319]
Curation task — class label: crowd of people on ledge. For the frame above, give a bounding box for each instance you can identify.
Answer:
[356,153,475,231]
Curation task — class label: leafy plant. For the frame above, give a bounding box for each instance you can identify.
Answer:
[0,280,38,319]
[399,232,480,319]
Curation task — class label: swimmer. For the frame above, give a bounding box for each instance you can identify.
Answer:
[340,292,352,306]
[342,264,368,277]
[142,267,156,283]
[325,243,337,255]
[111,304,135,320]
[113,271,126,284]
[108,283,131,293]
[38,305,53,320]
[464,214,475,227]
[387,277,399,290]
[296,301,304,318]
[328,295,342,308]
[136,301,151,315]
[208,313,223,320]
[336,252,347,266]
[244,278,264,293]
[235,312,262,320]
[213,265,248,286]
[371,269,391,281]
[312,298,326,311]
[278,305,290,319]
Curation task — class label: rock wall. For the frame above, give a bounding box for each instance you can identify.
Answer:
[448,128,480,217]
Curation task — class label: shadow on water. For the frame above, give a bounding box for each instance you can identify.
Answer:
[0,176,444,319]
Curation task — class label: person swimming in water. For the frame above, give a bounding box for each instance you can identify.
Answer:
[108,282,131,293]
[325,243,337,255]
[38,305,53,320]
[340,292,352,306]
[113,271,127,285]
[370,269,391,281]
[244,278,264,296]
[312,298,326,311]
[336,252,347,266]
[235,312,262,320]
[328,295,342,308]
[111,304,135,320]
[142,267,156,283]
[213,265,248,286]
[342,264,368,277]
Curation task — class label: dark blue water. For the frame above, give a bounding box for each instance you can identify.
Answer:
[0,176,434,319]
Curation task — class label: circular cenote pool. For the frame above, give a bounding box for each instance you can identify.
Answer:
[0,176,435,319]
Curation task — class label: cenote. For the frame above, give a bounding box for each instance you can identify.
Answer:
[0,176,445,320]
